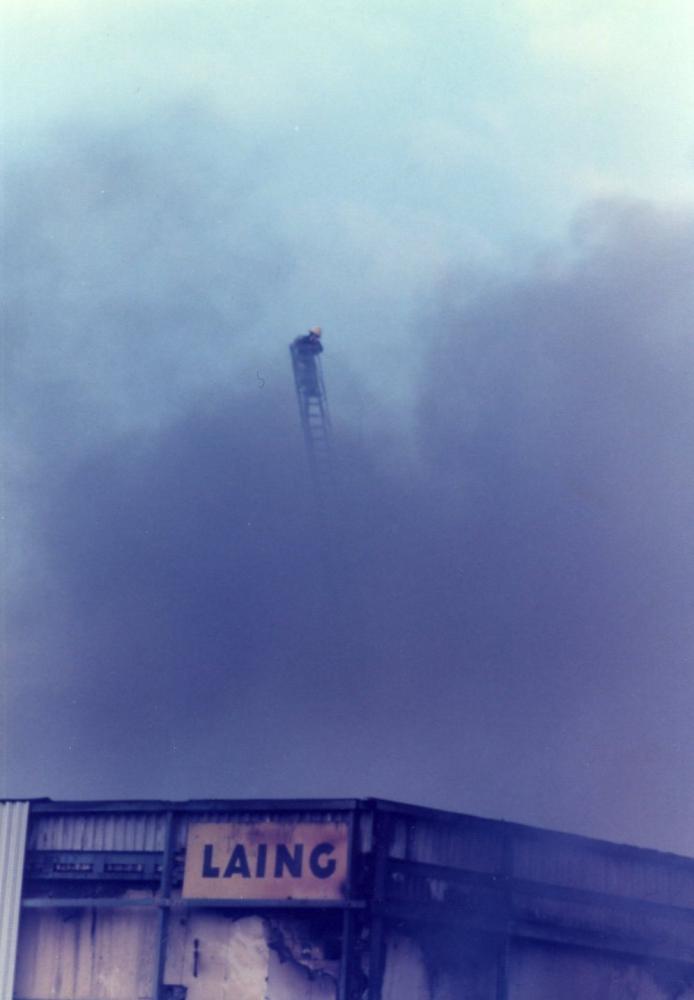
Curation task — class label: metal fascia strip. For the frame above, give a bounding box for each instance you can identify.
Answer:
[0,802,29,1000]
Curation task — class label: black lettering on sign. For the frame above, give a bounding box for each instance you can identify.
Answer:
[274,844,303,878]
[310,843,337,879]
[224,845,251,878]
[202,845,220,878]
[198,838,340,884]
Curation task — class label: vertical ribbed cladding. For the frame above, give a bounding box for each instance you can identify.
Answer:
[386,810,505,873]
[0,801,29,1000]
[28,810,167,851]
[510,825,694,910]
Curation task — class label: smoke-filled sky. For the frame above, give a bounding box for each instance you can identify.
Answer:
[3,0,694,856]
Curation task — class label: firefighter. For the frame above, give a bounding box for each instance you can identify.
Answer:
[294,326,323,353]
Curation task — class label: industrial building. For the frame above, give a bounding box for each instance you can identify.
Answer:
[2,798,694,999]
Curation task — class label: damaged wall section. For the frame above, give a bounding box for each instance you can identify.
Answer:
[509,940,694,1000]
[380,928,499,1000]
[8,798,694,999]
[164,912,340,1000]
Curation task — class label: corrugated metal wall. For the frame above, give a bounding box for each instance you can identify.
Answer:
[389,815,505,872]
[0,802,29,1000]
[16,800,694,999]
[386,808,694,912]
[28,810,166,851]
[27,808,350,853]
[508,939,694,1000]
[511,828,694,909]
[14,906,158,1000]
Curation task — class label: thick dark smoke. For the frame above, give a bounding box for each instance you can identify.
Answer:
[4,114,694,855]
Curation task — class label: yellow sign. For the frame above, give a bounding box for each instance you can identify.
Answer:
[182,821,349,900]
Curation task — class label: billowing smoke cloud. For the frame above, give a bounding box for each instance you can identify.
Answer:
[4,114,694,855]
[416,199,694,848]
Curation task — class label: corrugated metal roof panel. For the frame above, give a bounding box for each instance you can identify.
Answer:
[0,802,29,1000]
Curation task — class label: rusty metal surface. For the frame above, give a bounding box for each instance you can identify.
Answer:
[174,810,353,850]
[183,820,349,901]
[0,801,29,1000]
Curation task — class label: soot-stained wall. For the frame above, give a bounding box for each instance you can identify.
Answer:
[10,799,694,999]
[509,940,694,1000]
